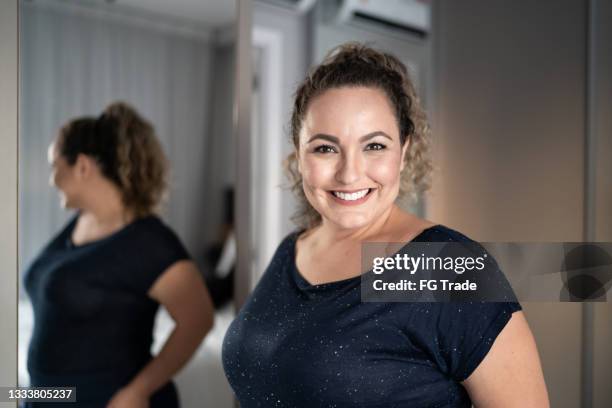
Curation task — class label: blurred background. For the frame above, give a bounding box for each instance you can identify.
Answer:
[13,0,612,407]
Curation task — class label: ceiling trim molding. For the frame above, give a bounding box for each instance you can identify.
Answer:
[22,0,214,42]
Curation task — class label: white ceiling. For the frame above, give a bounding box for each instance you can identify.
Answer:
[114,0,236,27]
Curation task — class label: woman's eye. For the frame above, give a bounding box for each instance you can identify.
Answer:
[366,143,386,151]
[314,145,337,154]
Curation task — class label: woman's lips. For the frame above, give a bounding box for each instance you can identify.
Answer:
[328,188,374,206]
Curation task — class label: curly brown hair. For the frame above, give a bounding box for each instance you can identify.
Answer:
[57,102,168,218]
[285,42,432,229]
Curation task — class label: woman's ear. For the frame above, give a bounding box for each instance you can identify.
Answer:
[74,153,93,180]
[296,150,302,174]
[400,139,410,172]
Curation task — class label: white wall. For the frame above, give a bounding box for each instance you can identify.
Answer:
[0,1,18,406]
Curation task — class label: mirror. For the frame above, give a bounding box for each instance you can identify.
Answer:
[18,0,237,406]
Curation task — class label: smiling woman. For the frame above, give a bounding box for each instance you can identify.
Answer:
[285,43,432,231]
[222,43,549,407]
[296,86,409,229]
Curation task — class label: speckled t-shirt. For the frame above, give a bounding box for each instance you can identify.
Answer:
[24,214,188,407]
[222,225,521,407]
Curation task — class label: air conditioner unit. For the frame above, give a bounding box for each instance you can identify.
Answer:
[336,0,430,37]
[255,0,317,14]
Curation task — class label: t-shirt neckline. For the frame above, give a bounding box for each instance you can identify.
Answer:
[64,213,155,250]
[289,224,443,292]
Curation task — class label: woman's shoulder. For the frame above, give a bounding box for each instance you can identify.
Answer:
[416,223,477,244]
[415,223,496,262]
[273,229,303,259]
[258,228,307,275]
[131,215,190,254]
[391,210,472,244]
[132,214,172,235]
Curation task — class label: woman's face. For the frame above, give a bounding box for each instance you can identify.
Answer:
[297,86,408,231]
[48,142,81,209]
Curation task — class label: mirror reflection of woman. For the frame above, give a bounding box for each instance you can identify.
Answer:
[23,102,214,408]
[222,43,549,407]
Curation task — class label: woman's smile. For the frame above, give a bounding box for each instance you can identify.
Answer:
[329,188,374,205]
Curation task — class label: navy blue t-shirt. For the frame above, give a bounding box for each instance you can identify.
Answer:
[23,214,189,407]
[222,225,521,408]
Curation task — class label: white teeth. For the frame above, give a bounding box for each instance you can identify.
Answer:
[333,189,369,201]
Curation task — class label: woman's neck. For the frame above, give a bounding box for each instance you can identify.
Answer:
[78,181,134,227]
[315,204,399,245]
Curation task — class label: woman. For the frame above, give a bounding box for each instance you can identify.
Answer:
[24,102,214,408]
[222,43,549,407]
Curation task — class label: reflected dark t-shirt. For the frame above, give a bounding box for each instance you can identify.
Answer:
[23,214,189,407]
[222,225,521,408]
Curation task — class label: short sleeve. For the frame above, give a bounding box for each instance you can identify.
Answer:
[412,225,523,381]
[435,301,522,381]
[127,217,191,294]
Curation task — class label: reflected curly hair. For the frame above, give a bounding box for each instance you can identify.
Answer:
[57,102,168,218]
[285,42,432,229]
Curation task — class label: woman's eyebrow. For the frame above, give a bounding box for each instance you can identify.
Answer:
[307,134,339,144]
[307,131,392,144]
[360,131,392,142]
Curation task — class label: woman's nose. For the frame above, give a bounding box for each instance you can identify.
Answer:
[335,152,362,185]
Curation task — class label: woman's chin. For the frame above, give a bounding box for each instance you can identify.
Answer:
[59,197,75,209]
[327,213,374,231]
